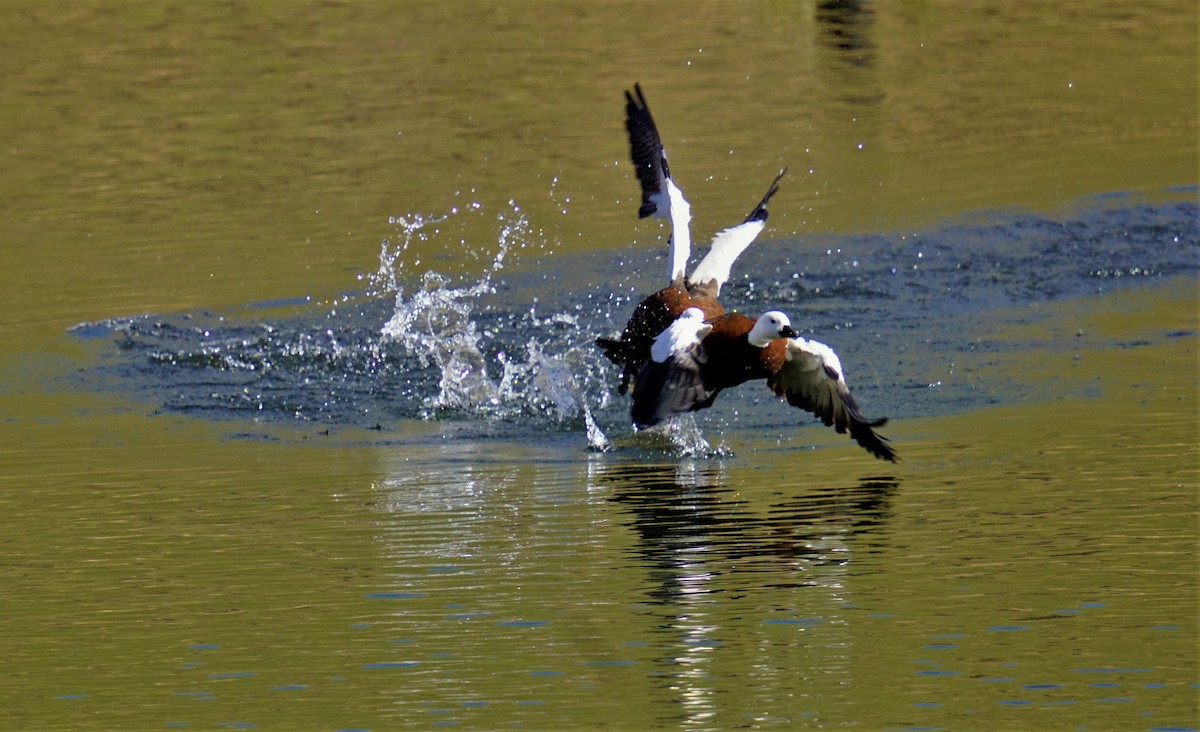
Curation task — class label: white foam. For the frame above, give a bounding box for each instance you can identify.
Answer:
[375,204,609,439]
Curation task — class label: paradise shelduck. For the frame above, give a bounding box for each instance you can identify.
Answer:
[596,83,787,394]
[632,309,898,462]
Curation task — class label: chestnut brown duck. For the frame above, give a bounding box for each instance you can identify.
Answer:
[632,309,898,462]
[596,83,787,393]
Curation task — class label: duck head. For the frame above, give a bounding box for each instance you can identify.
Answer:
[748,310,799,347]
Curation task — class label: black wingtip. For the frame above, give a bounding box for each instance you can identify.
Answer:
[849,415,898,462]
[743,166,788,224]
[625,82,653,121]
[630,82,647,109]
[839,392,898,462]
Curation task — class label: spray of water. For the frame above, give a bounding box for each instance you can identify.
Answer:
[632,414,729,458]
[374,203,612,451]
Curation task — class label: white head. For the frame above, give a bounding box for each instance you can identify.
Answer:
[748,310,798,348]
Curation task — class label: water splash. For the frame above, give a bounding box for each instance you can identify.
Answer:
[67,190,1195,457]
[379,264,500,413]
[377,205,512,411]
[633,414,728,459]
[373,203,612,449]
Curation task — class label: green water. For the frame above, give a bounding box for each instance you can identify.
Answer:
[0,2,1196,730]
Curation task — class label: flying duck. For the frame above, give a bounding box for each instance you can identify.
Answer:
[596,83,787,394]
[632,309,898,462]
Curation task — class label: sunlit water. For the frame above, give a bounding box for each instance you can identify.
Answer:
[72,191,1196,451]
[33,191,1196,729]
[2,1,1196,728]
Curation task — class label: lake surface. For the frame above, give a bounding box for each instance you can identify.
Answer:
[1,2,1196,730]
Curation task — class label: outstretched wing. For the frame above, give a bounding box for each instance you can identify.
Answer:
[768,337,898,462]
[688,167,787,295]
[625,83,691,283]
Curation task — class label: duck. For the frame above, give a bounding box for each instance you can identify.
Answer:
[596,83,787,394]
[632,309,898,462]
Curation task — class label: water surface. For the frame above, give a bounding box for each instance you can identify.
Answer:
[0,2,1196,730]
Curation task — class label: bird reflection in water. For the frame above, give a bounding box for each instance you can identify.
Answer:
[599,462,897,600]
[816,0,876,65]
[593,461,898,729]
[814,0,883,111]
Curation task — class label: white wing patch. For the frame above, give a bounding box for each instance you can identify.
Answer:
[687,219,765,294]
[664,178,693,283]
[650,307,710,363]
[785,337,846,385]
